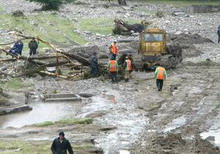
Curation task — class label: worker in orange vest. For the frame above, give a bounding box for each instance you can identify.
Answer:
[109,40,118,60]
[123,56,133,82]
[107,58,118,83]
[154,65,167,91]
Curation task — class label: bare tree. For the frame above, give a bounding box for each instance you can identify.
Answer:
[118,0,127,6]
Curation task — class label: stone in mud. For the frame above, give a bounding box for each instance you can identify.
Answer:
[99,125,117,131]
[0,105,32,115]
[12,10,25,17]
[85,110,107,118]
[79,92,95,98]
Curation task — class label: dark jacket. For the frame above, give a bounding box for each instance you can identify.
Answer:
[28,40,38,50]
[9,41,23,55]
[89,54,98,68]
[51,137,74,154]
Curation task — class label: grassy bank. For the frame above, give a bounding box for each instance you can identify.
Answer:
[0,140,99,154]
[0,13,87,53]
[77,18,142,35]
[137,0,220,6]
[0,78,31,91]
[33,118,93,127]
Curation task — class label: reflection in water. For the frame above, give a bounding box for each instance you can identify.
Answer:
[0,101,80,128]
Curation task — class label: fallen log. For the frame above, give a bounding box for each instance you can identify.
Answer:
[39,70,84,79]
[61,52,90,66]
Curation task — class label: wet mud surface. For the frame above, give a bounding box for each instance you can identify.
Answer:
[0,0,220,153]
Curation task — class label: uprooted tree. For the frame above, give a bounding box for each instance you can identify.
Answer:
[118,0,127,6]
[26,0,75,10]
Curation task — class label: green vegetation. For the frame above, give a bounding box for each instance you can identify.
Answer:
[0,78,31,91]
[33,118,93,127]
[27,0,75,10]
[0,13,87,56]
[33,121,54,127]
[77,18,143,35]
[0,140,96,154]
[215,103,220,109]
[0,140,51,154]
[138,0,220,6]
[58,118,93,124]
[77,18,113,35]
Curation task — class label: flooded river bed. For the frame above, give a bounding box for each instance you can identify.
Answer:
[0,100,82,128]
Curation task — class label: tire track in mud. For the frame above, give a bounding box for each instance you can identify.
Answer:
[132,65,220,154]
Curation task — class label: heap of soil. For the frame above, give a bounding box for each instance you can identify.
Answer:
[168,33,213,47]
[167,33,214,58]
[135,133,220,154]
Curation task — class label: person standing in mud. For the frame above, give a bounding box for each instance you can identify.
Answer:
[28,38,38,56]
[89,51,99,77]
[108,57,118,83]
[109,40,118,60]
[154,65,167,91]
[123,56,133,82]
[51,131,74,154]
[9,40,23,55]
[217,25,220,44]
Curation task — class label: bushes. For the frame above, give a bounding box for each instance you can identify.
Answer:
[27,0,75,10]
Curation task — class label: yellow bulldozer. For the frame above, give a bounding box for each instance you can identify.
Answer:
[118,28,182,71]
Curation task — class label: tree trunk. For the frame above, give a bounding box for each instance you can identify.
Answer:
[118,0,127,6]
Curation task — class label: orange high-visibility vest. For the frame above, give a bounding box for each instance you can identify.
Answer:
[109,60,117,72]
[125,59,132,71]
[157,67,165,80]
[110,43,118,54]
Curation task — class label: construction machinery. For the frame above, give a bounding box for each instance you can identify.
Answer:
[118,28,182,70]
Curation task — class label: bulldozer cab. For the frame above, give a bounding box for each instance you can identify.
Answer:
[139,28,167,56]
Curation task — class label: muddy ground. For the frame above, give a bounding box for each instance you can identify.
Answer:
[0,0,220,154]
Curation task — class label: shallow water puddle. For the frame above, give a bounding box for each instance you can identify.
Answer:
[119,150,130,154]
[163,116,187,133]
[0,101,80,128]
[201,129,220,146]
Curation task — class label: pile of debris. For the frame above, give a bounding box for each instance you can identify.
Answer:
[0,33,110,79]
[112,19,150,35]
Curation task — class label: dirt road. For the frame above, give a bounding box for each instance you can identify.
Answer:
[1,0,220,153]
[131,43,220,153]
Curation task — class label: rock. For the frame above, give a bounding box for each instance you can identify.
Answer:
[99,125,117,131]
[12,10,25,17]
[79,92,95,98]
[172,11,187,17]
[0,105,32,115]
[122,6,131,11]
[90,5,96,8]
[175,31,183,35]
[205,136,215,142]
[85,110,107,118]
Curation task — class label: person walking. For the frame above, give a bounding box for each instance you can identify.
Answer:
[108,58,118,83]
[154,65,167,91]
[51,131,74,154]
[28,38,38,56]
[217,25,220,44]
[109,40,118,60]
[89,52,99,77]
[123,56,133,82]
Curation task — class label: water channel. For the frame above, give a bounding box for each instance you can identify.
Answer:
[0,100,82,128]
